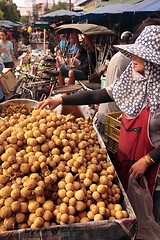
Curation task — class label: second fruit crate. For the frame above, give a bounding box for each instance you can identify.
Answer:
[105,111,122,142]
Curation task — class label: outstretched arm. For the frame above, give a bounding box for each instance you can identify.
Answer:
[37,89,113,110]
[62,88,113,105]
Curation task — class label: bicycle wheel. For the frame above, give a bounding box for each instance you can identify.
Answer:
[12,77,28,95]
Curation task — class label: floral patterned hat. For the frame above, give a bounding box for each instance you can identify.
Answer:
[114,25,160,65]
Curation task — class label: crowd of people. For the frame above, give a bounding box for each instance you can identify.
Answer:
[0,26,51,62]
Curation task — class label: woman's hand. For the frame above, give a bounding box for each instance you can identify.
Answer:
[37,97,63,110]
[129,155,152,179]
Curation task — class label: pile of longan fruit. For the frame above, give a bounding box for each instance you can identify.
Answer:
[0,108,128,232]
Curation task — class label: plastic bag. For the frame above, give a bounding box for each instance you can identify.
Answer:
[126,175,160,240]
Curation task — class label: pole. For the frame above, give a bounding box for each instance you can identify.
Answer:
[46,0,48,11]
[43,29,46,53]
[69,0,71,11]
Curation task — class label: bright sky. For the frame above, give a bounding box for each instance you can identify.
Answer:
[13,0,57,14]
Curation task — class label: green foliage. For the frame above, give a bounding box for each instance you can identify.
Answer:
[48,2,68,13]
[0,1,21,21]
[20,15,30,24]
[0,10,4,20]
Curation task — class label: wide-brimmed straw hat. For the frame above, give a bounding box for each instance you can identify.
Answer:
[114,25,160,65]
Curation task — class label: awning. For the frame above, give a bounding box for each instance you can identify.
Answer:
[94,0,143,8]
[76,3,130,16]
[0,20,20,27]
[33,20,50,29]
[123,0,160,12]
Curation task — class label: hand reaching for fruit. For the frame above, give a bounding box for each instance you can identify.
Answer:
[37,98,63,110]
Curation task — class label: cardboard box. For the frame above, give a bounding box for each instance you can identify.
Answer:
[0,68,17,95]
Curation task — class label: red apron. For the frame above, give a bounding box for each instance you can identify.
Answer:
[115,105,159,194]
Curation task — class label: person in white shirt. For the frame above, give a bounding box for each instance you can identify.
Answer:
[95,31,132,134]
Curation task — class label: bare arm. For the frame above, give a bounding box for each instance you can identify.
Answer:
[10,49,14,62]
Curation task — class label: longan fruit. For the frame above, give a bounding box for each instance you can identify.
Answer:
[68,215,75,224]
[60,213,69,224]
[58,189,66,199]
[89,184,97,192]
[75,190,85,201]
[97,184,106,194]
[34,216,44,228]
[107,203,114,211]
[90,204,99,215]
[11,201,21,212]
[107,166,115,175]
[99,176,108,185]
[92,173,99,183]
[115,210,124,219]
[43,210,53,221]
[20,202,28,213]
[43,200,54,211]
[4,197,14,207]
[20,163,30,174]
[65,173,74,183]
[121,210,128,218]
[36,196,45,205]
[87,211,94,220]
[33,130,41,138]
[65,183,74,191]
[76,201,86,212]
[114,204,122,212]
[5,147,16,156]
[51,148,60,155]
[84,178,92,187]
[69,197,76,206]
[94,214,103,221]
[59,203,68,214]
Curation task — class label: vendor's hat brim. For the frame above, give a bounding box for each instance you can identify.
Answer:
[114,43,160,65]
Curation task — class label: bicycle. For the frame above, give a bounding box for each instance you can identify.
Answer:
[9,69,59,101]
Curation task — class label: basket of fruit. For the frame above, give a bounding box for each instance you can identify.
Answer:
[0,105,137,239]
[0,99,38,118]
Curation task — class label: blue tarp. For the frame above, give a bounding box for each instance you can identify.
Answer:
[41,9,77,19]
[123,0,160,12]
[0,20,20,27]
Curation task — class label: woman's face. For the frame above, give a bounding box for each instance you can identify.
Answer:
[0,32,6,41]
[132,55,145,75]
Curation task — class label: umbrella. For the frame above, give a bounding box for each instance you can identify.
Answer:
[40,9,77,23]
[55,23,114,36]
